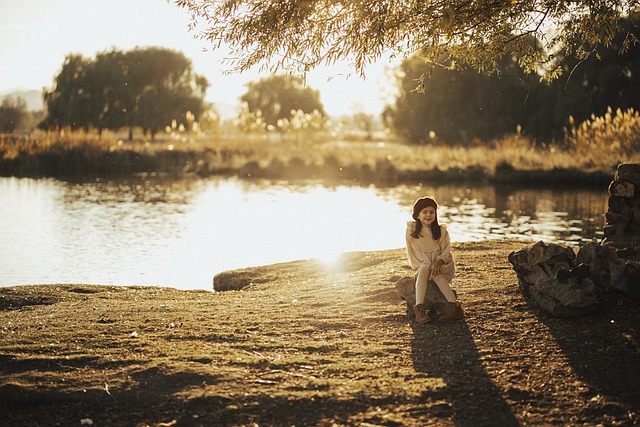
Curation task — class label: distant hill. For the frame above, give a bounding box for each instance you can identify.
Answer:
[0,89,43,111]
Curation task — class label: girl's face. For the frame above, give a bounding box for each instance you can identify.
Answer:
[418,206,437,227]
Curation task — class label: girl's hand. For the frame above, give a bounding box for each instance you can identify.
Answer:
[430,259,443,276]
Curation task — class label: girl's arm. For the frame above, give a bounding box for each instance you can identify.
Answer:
[405,223,420,270]
[436,225,453,263]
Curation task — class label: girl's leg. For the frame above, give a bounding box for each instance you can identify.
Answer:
[433,276,457,303]
[415,264,430,305]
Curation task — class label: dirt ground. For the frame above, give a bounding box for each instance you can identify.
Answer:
[0,240,638,427]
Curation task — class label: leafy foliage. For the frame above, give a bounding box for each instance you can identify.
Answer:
[41,47,209,138]
[0,96,28,133]
[548,14,640,131]
[385,52,551,143]
[176,0,639,79]
[238,74,326,128]
[386,13,640,144]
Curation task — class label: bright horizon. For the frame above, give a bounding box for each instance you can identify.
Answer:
[0,0,399,116]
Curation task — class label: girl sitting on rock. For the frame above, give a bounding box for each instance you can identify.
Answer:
[405,196,464,324]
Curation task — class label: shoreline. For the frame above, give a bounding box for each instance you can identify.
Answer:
[1,240,638,426]
[0,146,615,188]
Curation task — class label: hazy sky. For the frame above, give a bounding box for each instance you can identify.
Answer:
[0,0,398,115]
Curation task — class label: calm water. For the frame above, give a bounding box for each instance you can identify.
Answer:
[0,176,608,290]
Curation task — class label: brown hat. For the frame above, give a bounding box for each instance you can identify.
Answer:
[412,196,438,220]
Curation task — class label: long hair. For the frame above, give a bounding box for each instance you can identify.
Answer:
[411,216,441,240]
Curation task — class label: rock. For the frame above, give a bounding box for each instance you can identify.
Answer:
[615,162,640,179]
[608,196,630,215]
[575,242,618,290]
[508,241,598,317]
[507,241,576,295]
[602,234,640,249]
[213,269,278,291]
[528,273,598,317]
[605,211,631,227]
[609,180,636,198]
[609,260,640,298]
[395,276,450,318]
[616,247,638,259]
[605,163,640,248]
[508,162,640,315]
[619,172,640,187]
[574,241,640,298]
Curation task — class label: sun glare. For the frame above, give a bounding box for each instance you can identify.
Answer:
[187,181,407,276]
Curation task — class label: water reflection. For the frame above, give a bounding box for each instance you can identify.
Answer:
[377,183,607,244]
[0,177,607,290]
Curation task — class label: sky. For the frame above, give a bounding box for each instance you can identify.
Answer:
[0,0,398,116]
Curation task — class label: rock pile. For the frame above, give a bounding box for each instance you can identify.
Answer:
[508,241,598,317]
[604,162,640,247]
[508,163,640,316]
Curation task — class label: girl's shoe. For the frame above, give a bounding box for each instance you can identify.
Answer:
[414,303,431,324]
[439,301,464,321]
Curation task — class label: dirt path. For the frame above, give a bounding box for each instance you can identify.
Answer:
[0,240,638,426]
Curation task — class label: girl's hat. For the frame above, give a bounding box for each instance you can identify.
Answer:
[412,197,438,220]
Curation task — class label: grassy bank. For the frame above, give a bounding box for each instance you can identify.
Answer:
[0,130,634,186]
[1,241,638,426]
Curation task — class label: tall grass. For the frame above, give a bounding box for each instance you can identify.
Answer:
[2,109,639,181]
[566,107,640,158]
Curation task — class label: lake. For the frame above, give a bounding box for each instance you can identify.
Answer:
[0,175,608,290]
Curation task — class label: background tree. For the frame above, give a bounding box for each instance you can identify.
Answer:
[91,50,130,134]
[41,54,96,132]
[0,96,28,133]
[122,47,209,139]
[41,47,209,139]
[548,13,640,135]
[177,0,637,81]
[386,53,552,144]
[386,14,640,144]
[239,74,325,127]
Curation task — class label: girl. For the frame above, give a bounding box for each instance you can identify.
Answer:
[405,196,463,324]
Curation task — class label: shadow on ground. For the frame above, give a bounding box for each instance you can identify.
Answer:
[534,294,640,422]
[411,319,521,427]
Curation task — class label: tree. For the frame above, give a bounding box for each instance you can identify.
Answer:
[386,52,553,144]
[239,74,325,127]
[0,96,28,133]
[41,47,209,139]
[548,13,640,133]
[120,47,209,139]
[41,54,96,131]
[176,0,638,80]
[386,12,640,144]
[91,50,130,134]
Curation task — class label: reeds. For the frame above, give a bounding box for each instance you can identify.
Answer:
[565,107,640,159]
[2,109,638,182]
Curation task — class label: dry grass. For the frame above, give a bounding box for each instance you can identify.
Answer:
[566,107,640,158]
[2,111,639,179]
[1,242,638,426]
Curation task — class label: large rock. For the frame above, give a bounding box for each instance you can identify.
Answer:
[609,259,640,298]
[608,180,635,198]
[508,240,576,293]
[508,241,598,317]
[604,163,640,247]
[576,242,640,299]
[533,162,640,305]
[395,276,450,318]
[525,268,598,317]
[213,267,280,291]
[615,162,640,183]
[575,242,618,290]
